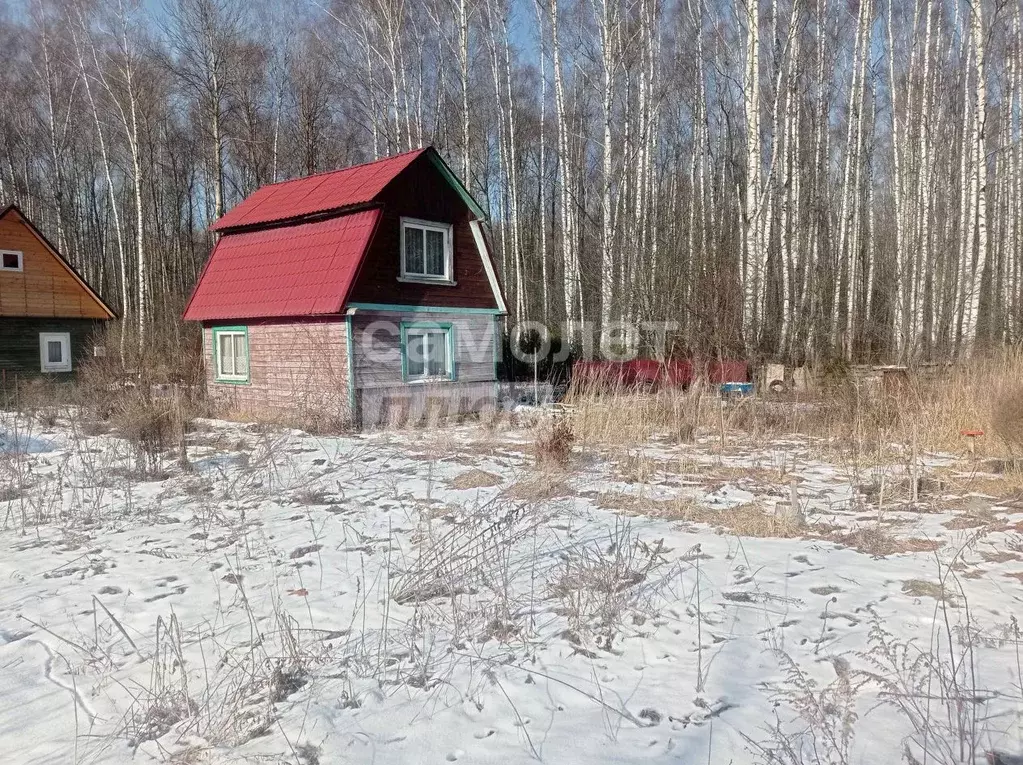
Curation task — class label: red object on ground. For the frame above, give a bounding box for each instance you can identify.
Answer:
[209,148,426,232]
[707,360,749,384]
[960,429,985,437]
[572,359,747,391]
[183,209,381,321]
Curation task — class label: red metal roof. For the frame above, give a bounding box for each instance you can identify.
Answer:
[210,148,427,232]
[182,209,381,321]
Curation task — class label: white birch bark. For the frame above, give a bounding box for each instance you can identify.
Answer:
[961,0,987,351]
[68,2,130,361]
[534,0,550,321]
[740,0,763,351]
[550,0,579,334]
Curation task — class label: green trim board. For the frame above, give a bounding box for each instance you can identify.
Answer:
[399,321,457,382]
[492,314,501,402]
[211,325,250,384]
[426,149,487,220]
[347,302,501,315]
[345,315,357,421]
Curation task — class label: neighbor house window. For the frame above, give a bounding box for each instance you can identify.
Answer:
[401,323,455,382]
[400,218,453,282]
[1,250,23,271]
[213,327,249,383]
[39,332,71,373]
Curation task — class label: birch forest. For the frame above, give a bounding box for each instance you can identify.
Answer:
[2,0,1022,364]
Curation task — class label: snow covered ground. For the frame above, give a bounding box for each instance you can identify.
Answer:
[1,410,1022,764]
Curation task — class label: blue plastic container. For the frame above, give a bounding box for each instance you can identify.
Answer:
[720,382,754,396]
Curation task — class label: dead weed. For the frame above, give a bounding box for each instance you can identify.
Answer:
[449,469,503,490]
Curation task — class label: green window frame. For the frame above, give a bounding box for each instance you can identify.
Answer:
[212,326,250,384]
[400,321,456,382]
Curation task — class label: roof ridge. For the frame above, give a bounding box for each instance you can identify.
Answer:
[256,147,429,191]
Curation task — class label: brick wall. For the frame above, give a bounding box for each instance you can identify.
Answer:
[204,320,350,425]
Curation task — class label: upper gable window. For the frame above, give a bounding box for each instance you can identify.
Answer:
[1,250,23,272]
[400,218,453,283]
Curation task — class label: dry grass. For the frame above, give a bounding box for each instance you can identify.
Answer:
[901,578,958,604]
[830,526,942,556]
[991,381,1023,453]
[561,350,1023,462]
[449,468,503,490]
[942,511,1001,531]
[533,415,575,468]
[504,474,569,501]
[594,491,809,538]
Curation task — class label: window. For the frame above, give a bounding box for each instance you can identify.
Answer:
[400,218,453,282]
[401,323,454,382]
[1,250,23,272]
[39,332,71,373]
[213,327,249,383]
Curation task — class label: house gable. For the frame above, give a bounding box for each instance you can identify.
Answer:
[346,152,503,311]
[0,205,115,320]
[182,208,383,322]
[186,147,506,323]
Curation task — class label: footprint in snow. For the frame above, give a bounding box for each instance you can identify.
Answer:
[446,750,465,761]
[473,729,495,740]
[144,585,186,602]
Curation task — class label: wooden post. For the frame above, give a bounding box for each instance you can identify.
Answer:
[717,396,726,463]
[175,383,189,470]
[910,422,919,504]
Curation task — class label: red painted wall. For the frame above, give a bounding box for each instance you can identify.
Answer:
[347,154,499,309]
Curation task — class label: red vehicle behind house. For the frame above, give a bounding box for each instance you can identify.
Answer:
[572,359,748,391]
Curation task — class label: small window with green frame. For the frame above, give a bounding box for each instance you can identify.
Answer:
[400,322,456,382]
[213,326,250,383]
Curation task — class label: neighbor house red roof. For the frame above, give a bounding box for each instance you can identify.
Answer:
[209,148,427,232]
[182,209,381,321]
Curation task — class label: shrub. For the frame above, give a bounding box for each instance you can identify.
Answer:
[992,384,1023,453]
[111,396,179,477]
[533,415,575,468]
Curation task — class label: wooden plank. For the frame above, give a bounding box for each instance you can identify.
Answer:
[350,311,496,388]
[347,157,499,309]
[0,213,111,319]
[0,317,106,379]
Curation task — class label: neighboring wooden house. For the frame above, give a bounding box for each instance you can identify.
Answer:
[183,147,507,427]
[0,205,115,383]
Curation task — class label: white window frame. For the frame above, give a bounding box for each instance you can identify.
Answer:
[213,328,250,383]
[39,332,72,373]
[0,249,23,272]
[402,324,454,383]
[399,217,454,284]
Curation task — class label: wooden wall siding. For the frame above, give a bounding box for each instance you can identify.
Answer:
[357,381,496,428]
[350,311,496,426]
[204,320,350,423]
[350,311,496,388]
[0,317,105,380]
[347,154,499,309]
[0,215,110,319]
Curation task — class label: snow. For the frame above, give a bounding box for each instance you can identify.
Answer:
[1,412,1022,763]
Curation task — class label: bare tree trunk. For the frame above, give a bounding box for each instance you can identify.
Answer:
[740,0,764,352]
[961,0,987,352]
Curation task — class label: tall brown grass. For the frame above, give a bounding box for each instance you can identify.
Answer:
[562,350,1023,459]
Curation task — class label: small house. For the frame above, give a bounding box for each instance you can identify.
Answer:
[0,204,115,383]
[183,147,507,428]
